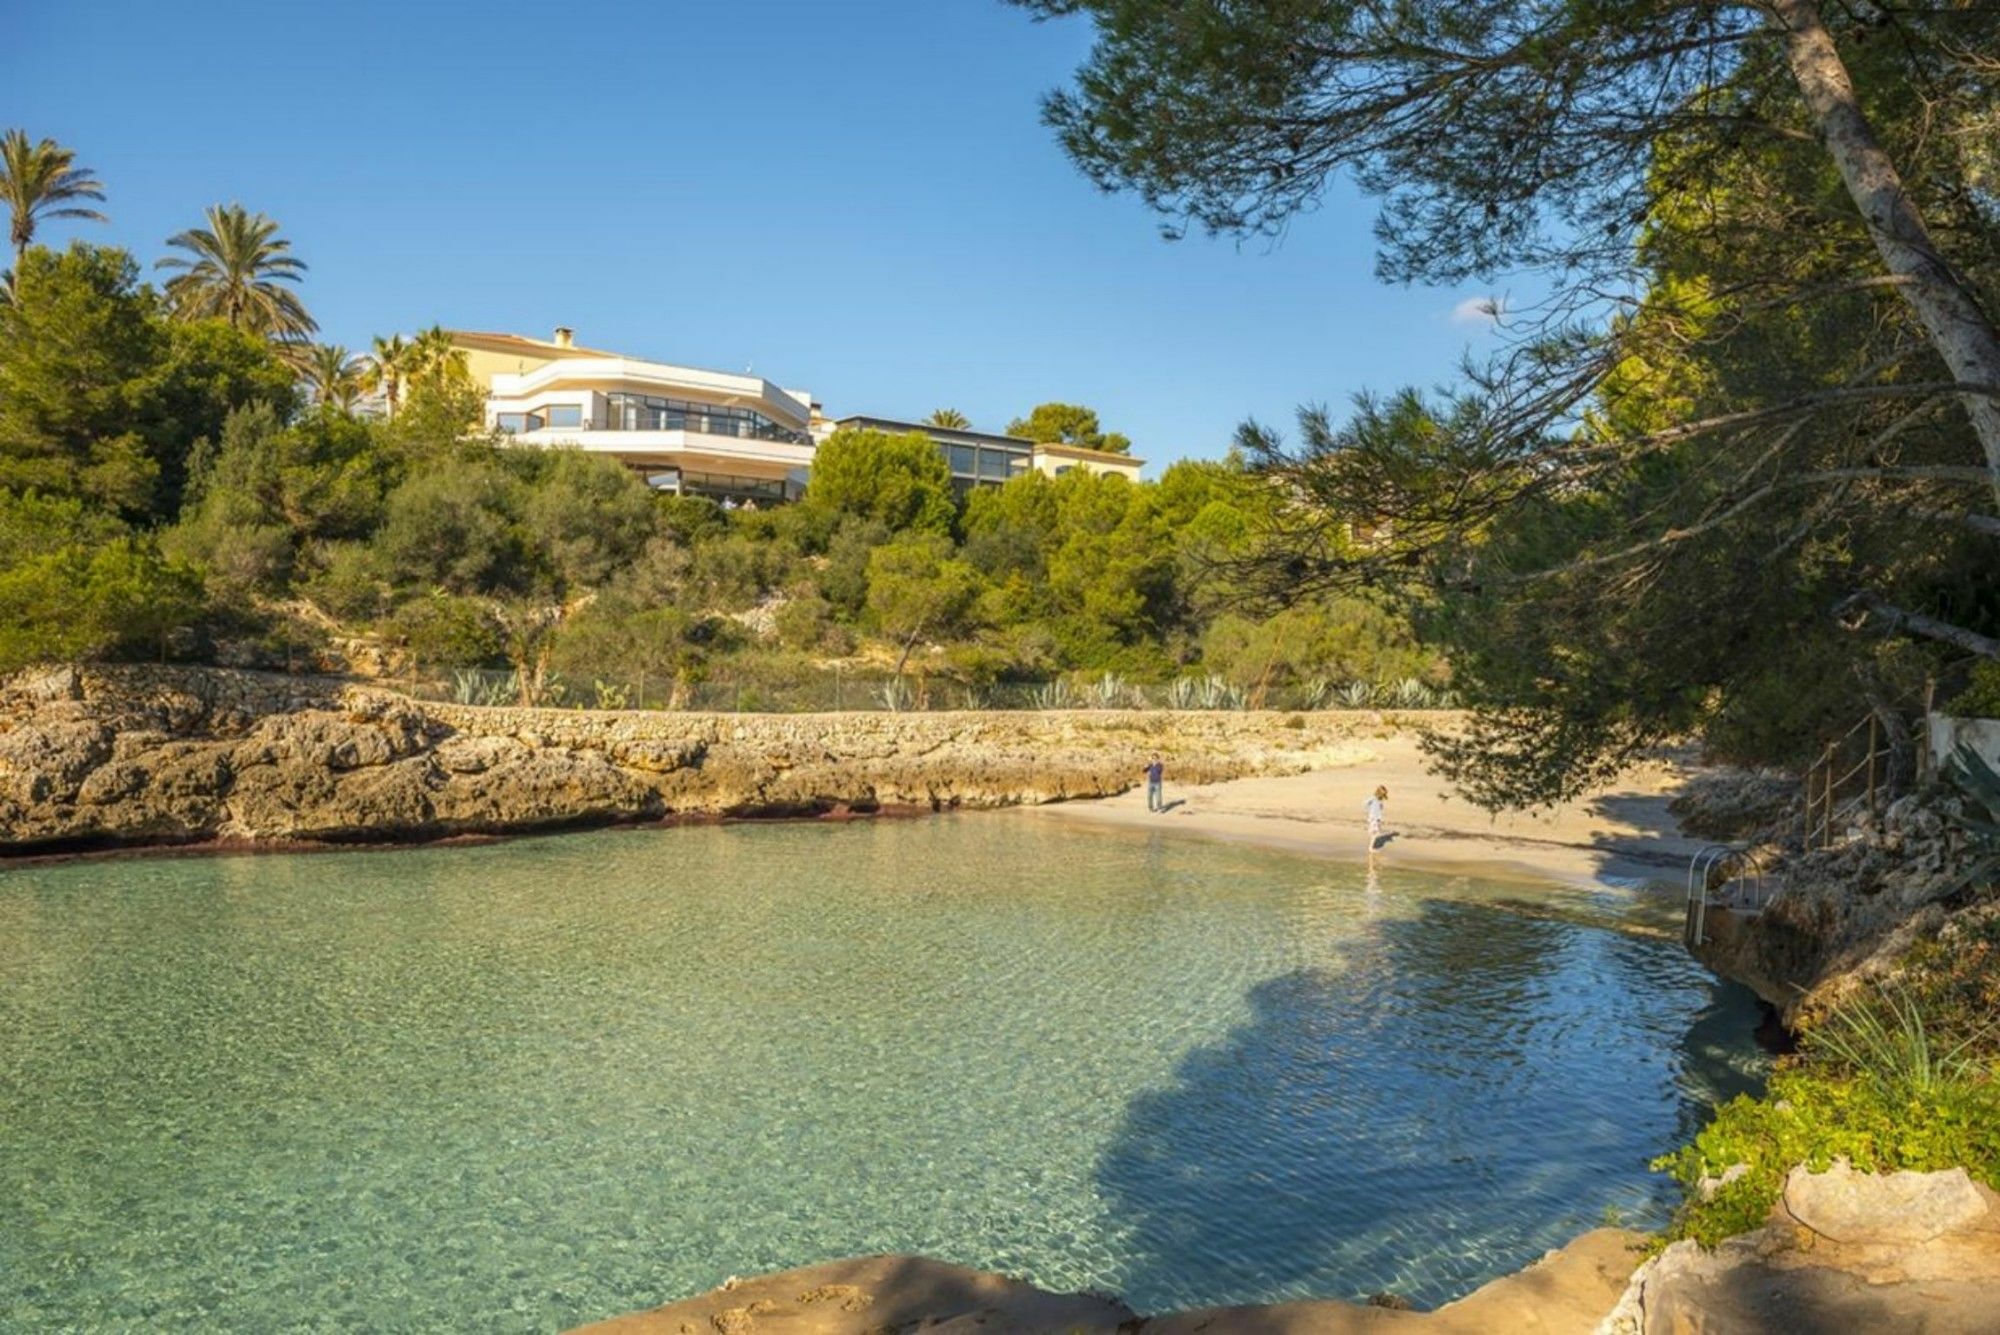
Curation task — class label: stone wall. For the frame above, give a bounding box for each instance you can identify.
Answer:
[0,664,1390,854]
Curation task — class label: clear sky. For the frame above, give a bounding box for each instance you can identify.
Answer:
[7,0,1504,469]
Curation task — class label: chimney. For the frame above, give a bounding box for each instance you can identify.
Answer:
[552,326,574,348]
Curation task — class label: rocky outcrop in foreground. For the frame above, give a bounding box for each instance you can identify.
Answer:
[577,1164,2000,1335]
[0,665,1380,854]
[1604,1161,2000,1334]
[572,1230,1648,1334]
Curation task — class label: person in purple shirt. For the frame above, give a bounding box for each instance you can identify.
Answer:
[1145,755,1165,812]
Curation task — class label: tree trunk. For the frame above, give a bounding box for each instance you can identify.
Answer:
[1770,0,2000,499]
[1838,591,2000,658]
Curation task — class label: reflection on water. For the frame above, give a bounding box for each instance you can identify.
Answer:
[0,818,1764,1329]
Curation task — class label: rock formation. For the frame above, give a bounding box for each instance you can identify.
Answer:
[0,665,1380,855]
[1694,791,1989,1023]
[572,1229,1650,1334]
[1601,1161,2000,1334]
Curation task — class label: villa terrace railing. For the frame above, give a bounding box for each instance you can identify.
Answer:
[392,667,1464,715]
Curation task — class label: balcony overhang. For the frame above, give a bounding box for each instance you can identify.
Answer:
[489,358,810,428]
[501,429,816,474]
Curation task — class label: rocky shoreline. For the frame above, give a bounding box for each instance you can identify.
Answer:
[0,664,1381,857]
[573,1162,2000,1334]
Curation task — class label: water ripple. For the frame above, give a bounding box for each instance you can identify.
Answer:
[0,817,1765,1329]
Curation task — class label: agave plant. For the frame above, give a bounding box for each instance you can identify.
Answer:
[451,669,518,707]
[1031,679,1075,710]
[1165,677,1199,710]
[1394,677,1433,708]
[1085,671,1135,708]
[876,677,913,712]
[1339,680,1375,708]
[1943,743,2000,842]
[592,679,631,711]
[1189,675,1245,710]
[1300,676,1334,711]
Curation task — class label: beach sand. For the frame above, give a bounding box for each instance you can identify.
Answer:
[1029,728,1705,890]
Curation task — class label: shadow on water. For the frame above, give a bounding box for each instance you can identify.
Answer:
[1093,894,1766,1314]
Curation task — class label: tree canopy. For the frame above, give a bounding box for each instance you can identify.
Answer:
[158,203,316,343]
[1,128,106,260]
[1020,0,2000,803]
[803,426,957,535]
[1006,401,1132,454]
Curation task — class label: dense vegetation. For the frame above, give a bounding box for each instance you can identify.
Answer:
[1657,923,2000,1247]
[1023,0,2000,804]
[0,138,1437,703]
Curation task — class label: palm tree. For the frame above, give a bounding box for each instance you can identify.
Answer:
[359,333,417,418]
[156,203,316,341]
[1,129,107,261]
[302,343,364,412]
[925,408,971,429]
[409,324,467,384]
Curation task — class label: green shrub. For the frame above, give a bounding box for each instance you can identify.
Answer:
[387,594,503,669]
[1655,983,2000,1249]
[1950,660,2000,719]
[300,541,393,621]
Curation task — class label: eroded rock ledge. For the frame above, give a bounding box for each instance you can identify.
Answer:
[576,1164,2000,1335]
[1604,1162,2000,1334]
[0,664,1380,855]
[570,1229,1648,1334]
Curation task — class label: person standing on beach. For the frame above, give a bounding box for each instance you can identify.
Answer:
[1364,785,1388,852]
[1145,755,1165,812]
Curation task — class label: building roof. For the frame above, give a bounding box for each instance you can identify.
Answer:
[834,414,1034,451]
[1029,440,1145,466]
[447,329,619,360]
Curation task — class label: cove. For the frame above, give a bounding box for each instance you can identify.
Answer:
[0,816,1765,1330]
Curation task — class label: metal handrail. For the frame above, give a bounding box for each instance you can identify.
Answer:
[1803,712,1895,851]
[1686,844,1735,948]
[1685,844,1773,948]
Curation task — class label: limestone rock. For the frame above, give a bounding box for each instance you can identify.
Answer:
[1601,1169,2000,1334]
[1784,1160,1988,1245]
[572,1255,1135,1335]
[0,664,1361,853]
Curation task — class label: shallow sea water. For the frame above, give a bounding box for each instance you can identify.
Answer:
[0,816,1765,1330]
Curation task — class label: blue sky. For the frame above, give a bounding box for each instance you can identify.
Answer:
[8,0,1504,469]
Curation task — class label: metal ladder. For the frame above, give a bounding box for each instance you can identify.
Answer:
[1684,845,1768,948]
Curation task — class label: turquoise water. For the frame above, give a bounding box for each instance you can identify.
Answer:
[0,817,1764,1330]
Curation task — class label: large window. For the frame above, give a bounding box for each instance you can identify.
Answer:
[496,403,582,433]
[940,438,1027,486]
[603,393,808,444]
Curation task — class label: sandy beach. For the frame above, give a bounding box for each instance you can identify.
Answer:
[1031,727,1706,889]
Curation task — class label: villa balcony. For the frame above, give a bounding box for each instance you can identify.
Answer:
[503,423,812,462]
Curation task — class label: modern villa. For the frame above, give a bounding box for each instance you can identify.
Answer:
[448,328,1144,504]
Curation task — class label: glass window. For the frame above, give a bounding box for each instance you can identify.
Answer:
[947,445,977,476]
[496,413,527,434]
[977,448,1013,480]
[545,404,582,428]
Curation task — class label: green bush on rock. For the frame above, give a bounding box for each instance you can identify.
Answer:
[1655,983,2000,1249]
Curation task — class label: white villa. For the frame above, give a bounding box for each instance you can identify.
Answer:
[449,328,1143,505]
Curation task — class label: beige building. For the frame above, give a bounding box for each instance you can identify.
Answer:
[452,328,1143,502]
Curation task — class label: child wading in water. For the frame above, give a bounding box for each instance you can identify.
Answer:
[1364,785,1388,852]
